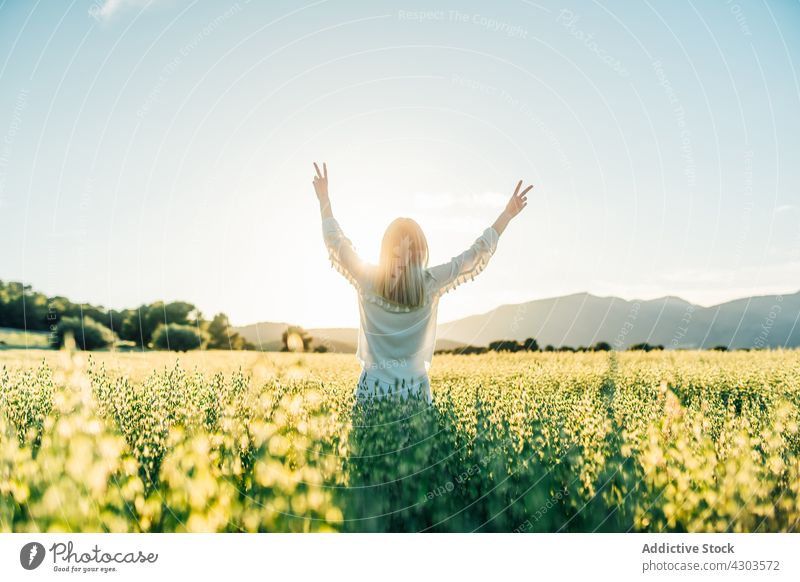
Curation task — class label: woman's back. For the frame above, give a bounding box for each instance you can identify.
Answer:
[356,284,438,384]
[312,162,530,402]
[323,217,500,399]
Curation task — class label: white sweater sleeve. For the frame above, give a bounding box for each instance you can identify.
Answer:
[322,217,371,291]
[426,227,499,297]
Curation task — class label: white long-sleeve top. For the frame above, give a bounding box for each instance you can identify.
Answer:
[322,217,499,395]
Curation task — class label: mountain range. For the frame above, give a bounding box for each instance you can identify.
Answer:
[235,291,800,352]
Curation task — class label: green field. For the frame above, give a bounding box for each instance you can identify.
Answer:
[1,349,798,532]
[0,327,50,349]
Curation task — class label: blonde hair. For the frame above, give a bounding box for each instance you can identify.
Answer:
[374,218,429,309]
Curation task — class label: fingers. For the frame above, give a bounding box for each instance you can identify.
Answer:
[515,183,533,211]
[509,181,532,215]
[511,199,528,216]
[512,180,534,204]
[313,162,329,184]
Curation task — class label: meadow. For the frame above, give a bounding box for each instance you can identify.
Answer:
[0,327,50,349]
[1,348,798,533]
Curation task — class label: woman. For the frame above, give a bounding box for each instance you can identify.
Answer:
[313,162,531,404]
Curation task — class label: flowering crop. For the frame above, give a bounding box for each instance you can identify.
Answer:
[1,349,798,532]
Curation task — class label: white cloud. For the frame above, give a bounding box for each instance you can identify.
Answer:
[89,0,154,21]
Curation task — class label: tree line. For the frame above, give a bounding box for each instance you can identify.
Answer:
[1,280,739,353]
[435,340,743,354]
[435,339,668,354]
[0,280,251,351]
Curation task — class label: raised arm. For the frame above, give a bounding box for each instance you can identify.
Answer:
[313,162,371,290]
[428,180,532,296]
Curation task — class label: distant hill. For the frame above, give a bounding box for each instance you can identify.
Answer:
[437,291,800,350]
[235,323,466,353]
[237,290,800,352]
[235,323,358,352]
[235,321,290,351]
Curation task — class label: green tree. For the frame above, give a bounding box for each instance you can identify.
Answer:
[0,281,49,330]
[56,316,116,350]
[489,340,522,352]
[207,312,252,350]
[628,342,664,352]
[152,323,207,351]
[522,337,539,351]
[459,345,488,355]
[118,302,201,348]
[282,326,312,352]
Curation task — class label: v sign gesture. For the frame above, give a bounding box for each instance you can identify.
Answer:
[313,162,329,200]
[312,162,333,219]
[492,180,533,235]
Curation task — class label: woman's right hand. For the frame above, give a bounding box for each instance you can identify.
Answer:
[504,180,532,219]
[313,162,329,202]
[492,180,532,235]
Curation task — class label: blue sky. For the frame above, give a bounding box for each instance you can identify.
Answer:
[0,0,798,328]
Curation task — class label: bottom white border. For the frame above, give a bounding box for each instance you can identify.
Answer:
[1,533,797,581]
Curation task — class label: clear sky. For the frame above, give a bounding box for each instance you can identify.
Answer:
[1,0,798,328]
